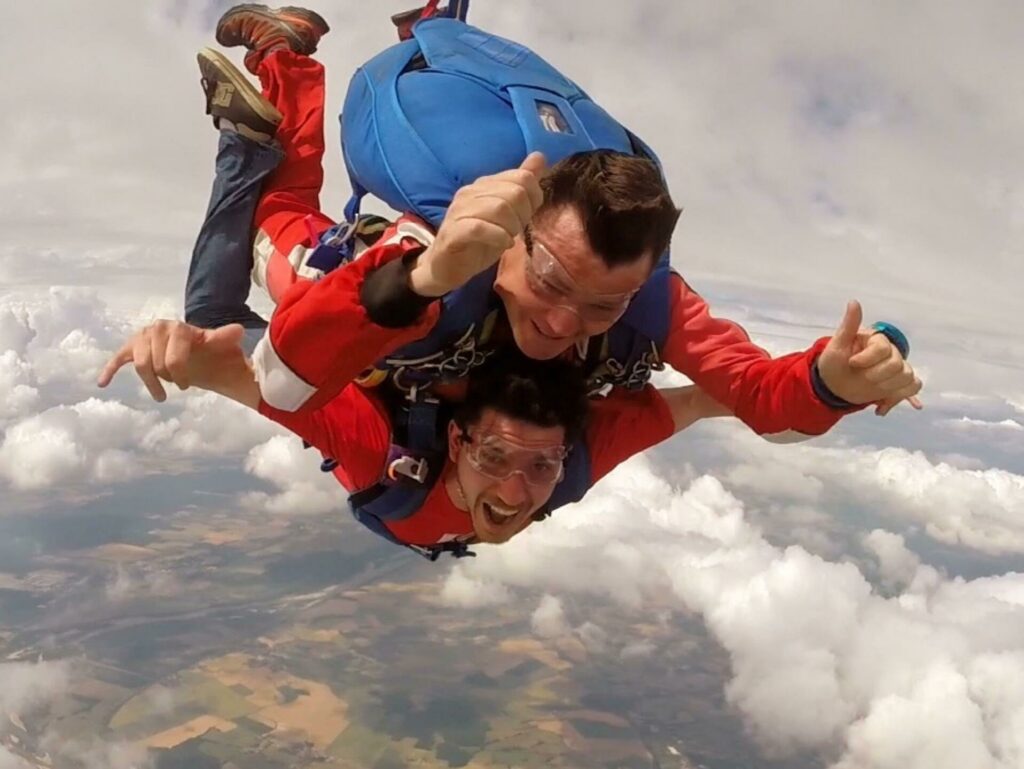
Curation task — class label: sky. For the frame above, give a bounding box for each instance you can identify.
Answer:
[2,1,1023,767]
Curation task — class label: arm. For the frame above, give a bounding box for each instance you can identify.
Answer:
[254,216,443,413]
[584,384,733,484]
[99,235,440,413]
[658,384,733,433]
[260,154,549,413]
[97,320,394,491]
[660,274,858,437]
[98,322,260,408]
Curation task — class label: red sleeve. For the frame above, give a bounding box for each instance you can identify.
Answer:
[662,274,855,436]
[586,387,675,484]
[252,216,441,414]
[258,385,392,491]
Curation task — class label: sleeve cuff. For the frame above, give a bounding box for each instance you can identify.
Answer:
[359,247,437,328]
[810,357,858,410]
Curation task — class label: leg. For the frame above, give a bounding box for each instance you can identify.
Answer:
[184,49,286,354]
[214,5,338,304]
[250,50,338,303]
[183,132,283,347]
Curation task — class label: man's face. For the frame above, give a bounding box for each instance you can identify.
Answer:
[447,408,567,544]
[494,205,655,360]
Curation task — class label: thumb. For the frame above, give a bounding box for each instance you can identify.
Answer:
[519,151,547,177]
[829,300,863,352]
[202,323,246,350]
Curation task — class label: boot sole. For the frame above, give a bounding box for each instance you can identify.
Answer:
[198,47,283,126]
[216,4,330,52]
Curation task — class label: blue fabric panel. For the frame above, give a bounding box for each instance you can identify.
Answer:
[547,440,592,510]
[508,86,596,163]
[618,258,672,346]
[570,100,634,153]
[396,71,526,207]
[415,21,580,95]
[341,40,456,226]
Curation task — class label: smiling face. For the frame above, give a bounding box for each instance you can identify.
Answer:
[494,205,656,360]
[445,408,567,544]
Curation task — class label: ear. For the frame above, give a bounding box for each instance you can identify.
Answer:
[447,420,463,463]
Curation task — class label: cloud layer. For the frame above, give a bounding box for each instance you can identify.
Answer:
[444,457,1024,768]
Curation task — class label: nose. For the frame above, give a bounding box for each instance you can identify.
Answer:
[495,473,531,508]
[540,305,581,338]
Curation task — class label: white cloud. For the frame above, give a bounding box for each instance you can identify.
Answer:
[0,399,158,490]
[42,734,152,769]
[0,659,72,717]
[0,658,146,768]
[439,567,513,609]
[531,594,571,639]
[0,351,39,421]
[240,435,346,515]
[106,565,182,603]
[833,662,995,769]
[862,529,922,590]
[721,429,1024,556]
[0,390,290,493]
[0,289,126,416]
[0,748,30,769]
[0,307,34,357]
[620,639,658,660]
[141,390,281,456]
[575,621,610,654]
[444,457,1024,767]
[946,416,1024,432]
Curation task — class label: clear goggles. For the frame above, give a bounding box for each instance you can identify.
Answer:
[523,226,638,323]
[463,431,567,487]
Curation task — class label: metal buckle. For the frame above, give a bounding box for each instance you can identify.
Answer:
[387,455,429,484]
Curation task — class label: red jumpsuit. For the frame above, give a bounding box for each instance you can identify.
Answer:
[249,51,852,442]
[257,243,676,547]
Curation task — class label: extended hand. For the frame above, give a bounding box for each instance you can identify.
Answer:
[817,301,923,416]
[97,321,248,403]
[409,152,546,297]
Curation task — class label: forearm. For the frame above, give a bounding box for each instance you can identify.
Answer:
[255,221,441,413]
[663,276,856,435]
[195,357,262,410]
[658,385,733,433]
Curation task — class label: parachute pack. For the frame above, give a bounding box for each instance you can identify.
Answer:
[339,0,660,227]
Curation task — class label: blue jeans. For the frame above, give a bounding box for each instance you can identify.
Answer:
[184,131,284,355]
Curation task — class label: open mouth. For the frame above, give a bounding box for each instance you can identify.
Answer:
[531,320,571,342]
[483,501,518,527]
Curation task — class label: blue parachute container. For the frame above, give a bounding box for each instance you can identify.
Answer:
[340,13,658,226]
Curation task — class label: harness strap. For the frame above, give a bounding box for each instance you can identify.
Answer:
[393,0,469,40]
[405,396,441,452]
[351,506,475,560]
[447,0,470,21]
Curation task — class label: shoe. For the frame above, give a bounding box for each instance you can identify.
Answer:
[215,4,330,74]
[198,47,282,141]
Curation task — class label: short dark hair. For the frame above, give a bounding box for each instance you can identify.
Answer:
[454,349,589,445]
[537,149,681,268]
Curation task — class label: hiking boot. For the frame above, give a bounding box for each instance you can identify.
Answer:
[198,47,282,141]
[215,4,330,74]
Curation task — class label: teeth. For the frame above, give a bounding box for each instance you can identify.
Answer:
[485,502,516,521]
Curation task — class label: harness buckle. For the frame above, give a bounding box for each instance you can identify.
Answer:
[305,219,360,274]
[404,381,439,405]
[387,455,429,484]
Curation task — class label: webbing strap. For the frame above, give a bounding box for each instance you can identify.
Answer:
[448,0,470,21]
[420,0,468,21]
